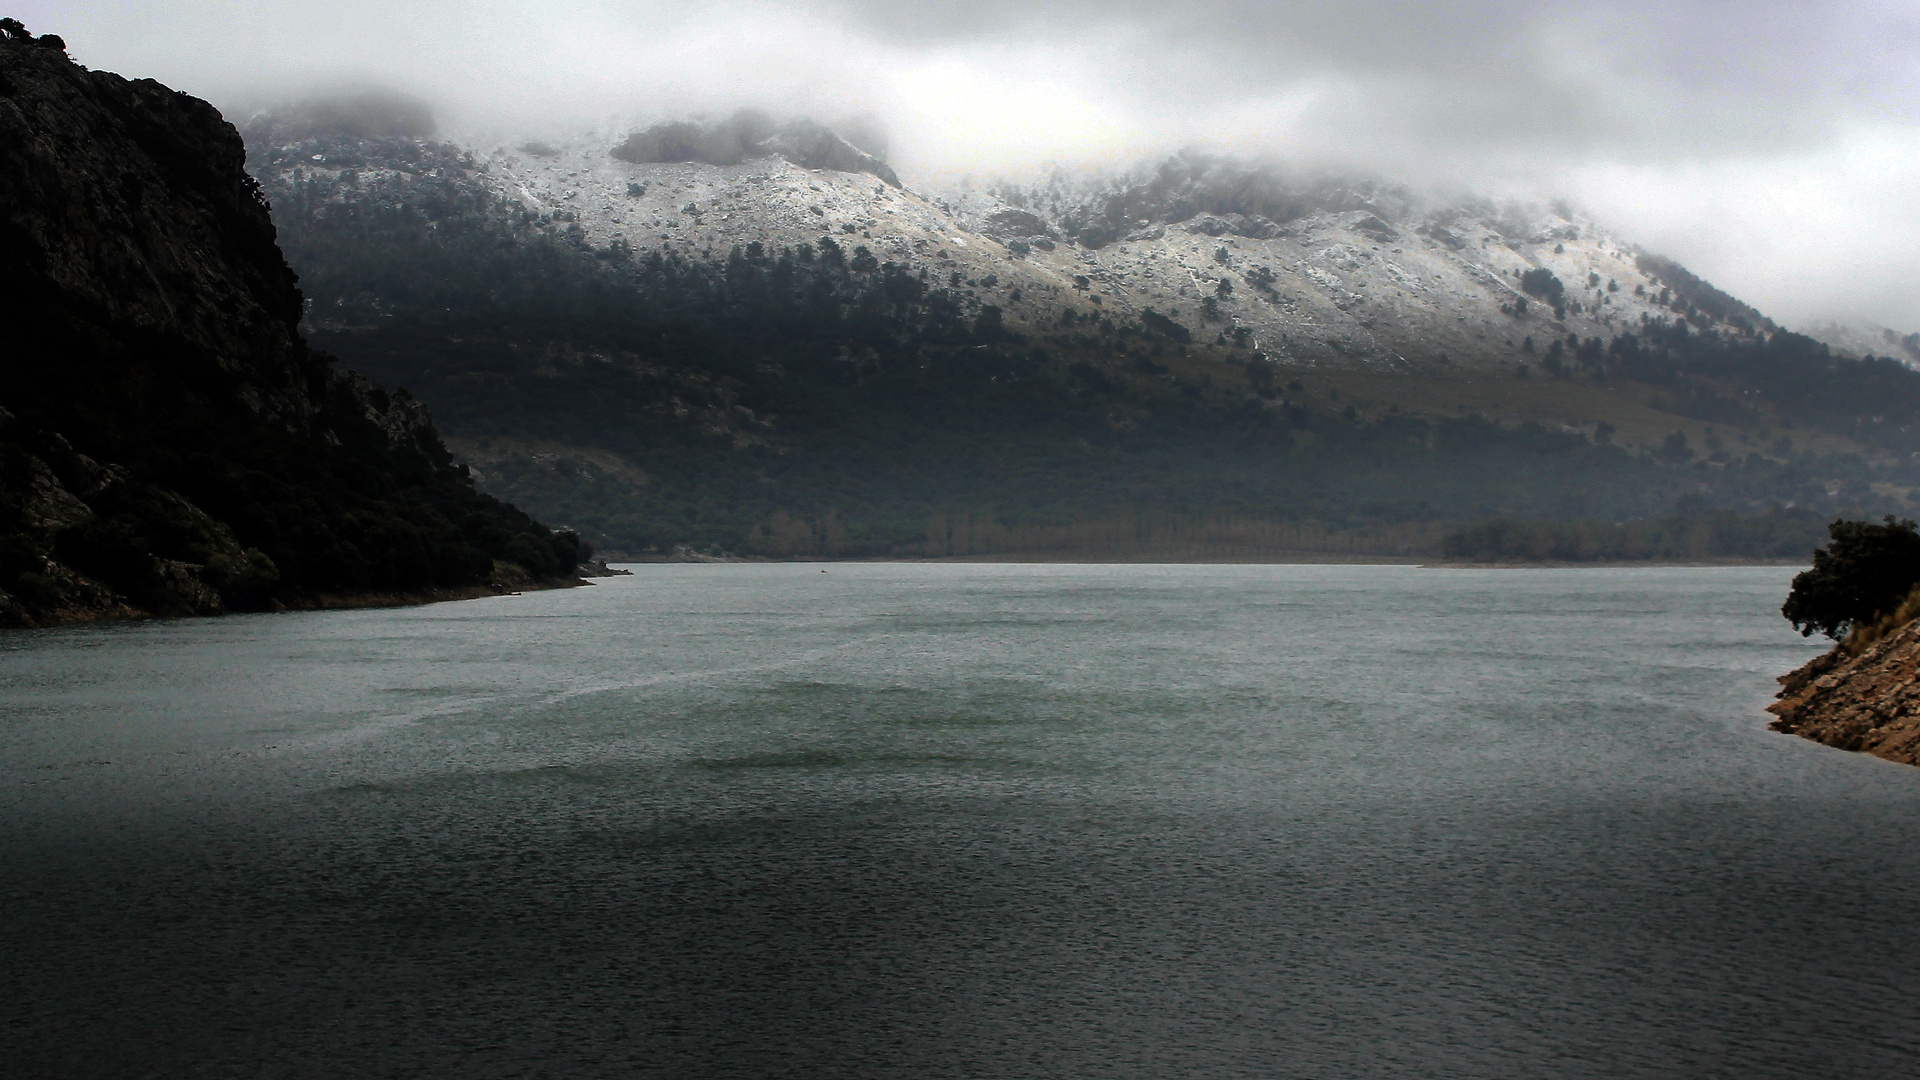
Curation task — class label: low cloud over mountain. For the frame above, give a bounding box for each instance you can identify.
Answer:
[18,0,1920,329]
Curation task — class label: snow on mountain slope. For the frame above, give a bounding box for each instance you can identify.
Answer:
[436,129,1717,372]
[241,90,1781,377]
[1801,320,1920,367]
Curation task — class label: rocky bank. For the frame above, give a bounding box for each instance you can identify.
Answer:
[1768,626,1920,766]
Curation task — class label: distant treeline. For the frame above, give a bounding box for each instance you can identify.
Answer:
[1438,505,1830,563]
[739,509,1449,560]
[455,403,1894,559]
[676,505,1828,563]
[1532,319,1920,454]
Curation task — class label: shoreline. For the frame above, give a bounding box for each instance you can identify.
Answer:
[5,575,592,632]
[610,554,1805,569]
[11,558,1806,630]
[1769,625,1920,767]
[290,575,591,611]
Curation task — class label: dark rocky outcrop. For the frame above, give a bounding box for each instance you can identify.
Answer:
[1349,214,1398,242]
[1023,153,1419,249]
[0,22,586,627]
[761,120,901,188]
[1181,212,1279,239]
[241,88,436,143]
[979,207,1055,243]
[611,110,901,187]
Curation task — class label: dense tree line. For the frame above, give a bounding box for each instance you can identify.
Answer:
[1634,253,1772,335]
[1440,505,1831,564]
[1516,317,1920,454]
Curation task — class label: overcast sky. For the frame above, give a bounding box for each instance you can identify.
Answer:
[19,0,1920,331]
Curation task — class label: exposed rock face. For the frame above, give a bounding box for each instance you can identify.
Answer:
[760,120,901,189]
[1768,627,1920,766]
[1800,320,1920,366]
[1181,212,1279,239]
[610,111,901,188]
[980,207,1055,242]
[0,23,584,628]
[0,35,321,421]
[243,89,436,142]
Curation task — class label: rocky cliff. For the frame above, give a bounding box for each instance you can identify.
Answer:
[1768,629,1920,766]
[0,20,585,627]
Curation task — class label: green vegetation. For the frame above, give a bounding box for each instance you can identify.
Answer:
[1543,320,1920,452]
[1519,268,1567,318]
[1442,504,1827,563]
[1782,517,1920,639]
[1635,253,1772,336]
[1831,585,1920,658]
[611,112,776,167]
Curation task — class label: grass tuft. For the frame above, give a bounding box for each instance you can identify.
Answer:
[1842,584,1920,657]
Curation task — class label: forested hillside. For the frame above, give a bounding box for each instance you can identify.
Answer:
[241,109,1920,560]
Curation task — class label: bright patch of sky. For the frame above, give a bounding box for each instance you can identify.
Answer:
[17,0,1920,329]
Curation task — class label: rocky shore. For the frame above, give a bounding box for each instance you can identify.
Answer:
[1768,623,1920,766]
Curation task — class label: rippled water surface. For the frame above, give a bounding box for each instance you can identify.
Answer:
[4,564,1918,1077]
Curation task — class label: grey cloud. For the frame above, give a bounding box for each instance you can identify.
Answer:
[11,0,1920,327]
[21,0,1914,161]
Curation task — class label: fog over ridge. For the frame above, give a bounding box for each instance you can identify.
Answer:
[14,0,1920,329]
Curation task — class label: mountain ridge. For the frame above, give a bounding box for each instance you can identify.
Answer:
[233,98,1920,559]
[248,106,1912,383]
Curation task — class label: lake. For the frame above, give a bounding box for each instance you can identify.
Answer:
[3,564,1916,1077]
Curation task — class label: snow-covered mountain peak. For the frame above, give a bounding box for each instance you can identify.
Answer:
[246,103,1785,373]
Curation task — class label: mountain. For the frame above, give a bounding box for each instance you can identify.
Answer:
[237,105,1920,560]
[1800,320,1920,368]
[0,24,586,627]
